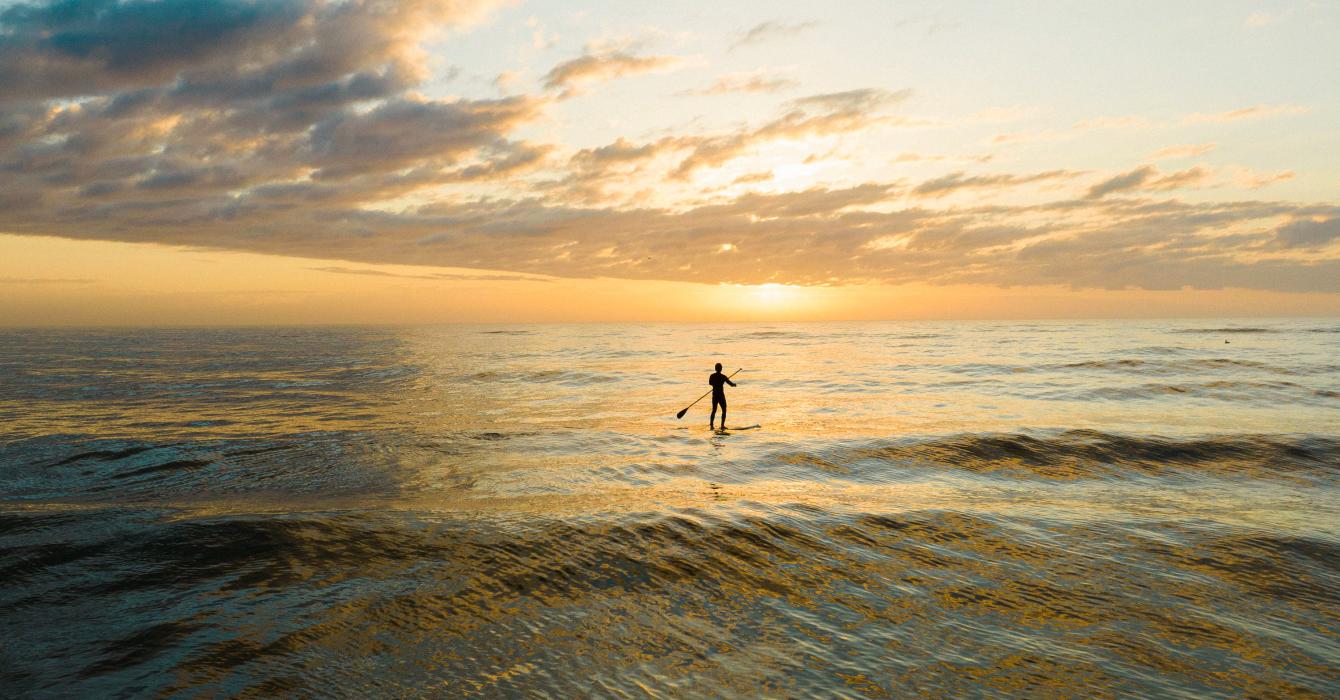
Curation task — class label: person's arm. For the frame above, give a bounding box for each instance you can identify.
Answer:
[726,377,736,387]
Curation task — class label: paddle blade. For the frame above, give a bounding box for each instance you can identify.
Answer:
[676,407,688,419]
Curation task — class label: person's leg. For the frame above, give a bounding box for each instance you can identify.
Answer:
[710,397,719,428]
[720,397,727,428]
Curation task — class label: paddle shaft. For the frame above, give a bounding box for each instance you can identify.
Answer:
[676,368,741,419]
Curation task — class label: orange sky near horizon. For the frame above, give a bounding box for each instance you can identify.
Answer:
[3,234,1338,326]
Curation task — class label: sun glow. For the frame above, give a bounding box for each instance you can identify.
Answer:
[750,282,801,306]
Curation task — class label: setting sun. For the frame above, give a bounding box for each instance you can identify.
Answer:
[750,282,802,306]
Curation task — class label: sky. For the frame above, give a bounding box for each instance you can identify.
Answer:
[1,0,1338,324]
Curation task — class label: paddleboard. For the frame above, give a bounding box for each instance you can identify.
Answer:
[711,424,761,434]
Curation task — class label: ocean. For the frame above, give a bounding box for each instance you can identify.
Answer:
[2,320,1338,697]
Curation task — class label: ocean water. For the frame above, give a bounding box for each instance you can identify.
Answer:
[1,320,1338,698]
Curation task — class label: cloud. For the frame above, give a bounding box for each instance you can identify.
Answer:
[791,88,909,112]
[1183,104,1307,124]
[912,170,1079,198]
[542,50,682,95]
[0,0,305,101]
[570,137,674,166]
[731,171,773,185]
[0,277,96,284]
[1149,143,1217,160]
[1149,166,1211,190]
[0,0,507,103]
[1085,165,1210,199]
[683,72,799,96]
[1243,10,1286,28]
[7,157,1340,293]
[310,266,550,282]
[669,88,912,179]
[1245,11,1279,28]
[892,152,994,164]
[1225,165,1294,189]
[1072,115,1154,130]
[0,0,546,227]
[0,1,1337,299]
[539,136,686,204]
[1271,219,1340,249]
[730,20,818,49]
[1087,166,1154,197]
[307,96,544,179]
[996,104,1308,146]
[445,141,554,182]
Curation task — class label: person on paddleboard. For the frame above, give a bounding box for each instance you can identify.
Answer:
[709,362,736,430]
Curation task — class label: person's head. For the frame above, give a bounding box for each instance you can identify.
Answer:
[715,362,723,372]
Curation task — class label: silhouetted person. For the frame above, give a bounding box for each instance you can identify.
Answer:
[709,362,736,430]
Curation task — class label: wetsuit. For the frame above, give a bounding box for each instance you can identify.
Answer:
[709,371,735,427]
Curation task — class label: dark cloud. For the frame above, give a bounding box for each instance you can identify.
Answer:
[0,0,306,101]
[1086,166,1155,199]
[445,142,555,182]
[0,0,541,225]
[0,0,502,104]
[307,96,544,179]
[1086,165,1211,199]
[1272,218,1340,249]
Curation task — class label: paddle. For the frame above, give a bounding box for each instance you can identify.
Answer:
[676,368,741,419]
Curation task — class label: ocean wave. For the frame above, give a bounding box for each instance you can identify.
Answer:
[1126,345,1194,356]
[0,433,407,502]
[1173,327,1277,334]
[734,328,793,336]
[876,332,947,340]
[1076,380,1332,404]
[837,430,1340,481]
[2,508,1336,697]
[940,357,1308,377]
[464,369,620,386]
[1055,358,1274,372]
[940,362,1032,376]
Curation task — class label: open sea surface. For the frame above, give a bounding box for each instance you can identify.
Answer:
[2,320,1338,698]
